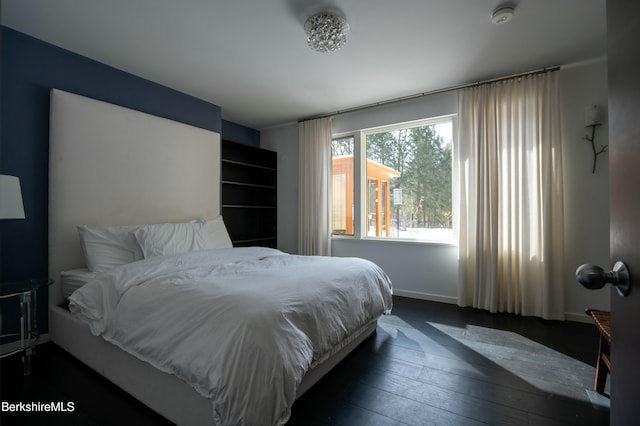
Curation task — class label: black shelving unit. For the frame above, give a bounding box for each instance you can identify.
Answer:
[221,139,277,248]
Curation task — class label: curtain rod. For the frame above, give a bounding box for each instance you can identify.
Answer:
[298,65,560,123]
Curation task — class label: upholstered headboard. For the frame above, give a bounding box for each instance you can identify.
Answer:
[48,89,221,305]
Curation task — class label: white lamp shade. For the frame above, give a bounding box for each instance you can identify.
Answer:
[0,175,26,219]
[585,104,600,126]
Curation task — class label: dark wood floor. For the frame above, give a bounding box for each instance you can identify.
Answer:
[1,297,610,425]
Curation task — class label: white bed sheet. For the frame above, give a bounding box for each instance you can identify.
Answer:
[60,268,99,299]
[68,247,393,425]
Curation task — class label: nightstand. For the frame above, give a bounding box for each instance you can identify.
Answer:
[0,278,53,375]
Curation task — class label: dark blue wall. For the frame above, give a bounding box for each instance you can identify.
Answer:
[222,120,260,147]
[0,27,258,335]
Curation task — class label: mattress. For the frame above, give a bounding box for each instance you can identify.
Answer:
[49,304,378,426]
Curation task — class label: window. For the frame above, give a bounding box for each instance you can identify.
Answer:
[332,116,454,242]
[331,136,355,235]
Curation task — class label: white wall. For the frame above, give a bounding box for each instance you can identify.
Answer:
[260,123,299,255]
[261,59,611,321]
[331,238,459,303]
[560,58,611,320]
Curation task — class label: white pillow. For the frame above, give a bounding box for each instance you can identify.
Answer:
[77,224,144,272]
[200,217,233,249]
[134,217,232,259]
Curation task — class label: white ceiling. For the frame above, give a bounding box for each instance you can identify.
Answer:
[1,0,607,130]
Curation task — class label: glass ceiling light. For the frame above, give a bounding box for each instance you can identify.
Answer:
[304,11,350,53]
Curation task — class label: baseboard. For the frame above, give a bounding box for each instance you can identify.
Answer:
[393,289,457,305]
[393,291,593,324]
[564,312,592,324]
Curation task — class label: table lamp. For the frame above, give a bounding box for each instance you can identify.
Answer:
[0,175,25,219]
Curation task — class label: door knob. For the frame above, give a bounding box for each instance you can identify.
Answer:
[576,261,631,297]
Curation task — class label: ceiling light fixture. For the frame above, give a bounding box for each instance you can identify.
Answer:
[491,6,514,25]
[304,11,350,53]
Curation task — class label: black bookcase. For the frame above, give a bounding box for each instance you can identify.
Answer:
[221,139,277,248]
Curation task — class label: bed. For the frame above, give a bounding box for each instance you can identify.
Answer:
[47,89,393,425]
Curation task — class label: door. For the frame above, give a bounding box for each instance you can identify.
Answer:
[607,0,640,423]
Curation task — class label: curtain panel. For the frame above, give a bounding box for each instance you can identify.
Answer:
[457,71,565,320]
[298,117,333,256]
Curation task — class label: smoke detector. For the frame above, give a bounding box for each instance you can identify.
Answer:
[491,6,514,24]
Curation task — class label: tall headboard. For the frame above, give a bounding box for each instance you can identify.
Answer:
[48,89,221,306]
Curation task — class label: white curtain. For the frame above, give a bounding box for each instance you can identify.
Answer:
[298,117,332,256]
[457,71,565,320]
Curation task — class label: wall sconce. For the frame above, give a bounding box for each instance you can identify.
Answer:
[584,104,607,174]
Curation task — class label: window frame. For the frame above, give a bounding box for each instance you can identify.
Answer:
[332,114,457,244]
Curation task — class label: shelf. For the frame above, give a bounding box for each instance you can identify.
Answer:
[222,205,276,209]
[222,180,276,190]
[221,139,277,249]
[234,237,277,244]
[222,158,276,171]
[222,162,276,187]
[222,139,276,169]
[222,180,275,206]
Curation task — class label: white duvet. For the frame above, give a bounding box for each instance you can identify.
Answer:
[68,247,393,425]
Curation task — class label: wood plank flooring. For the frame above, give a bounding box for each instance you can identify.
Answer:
[0,297,609,425]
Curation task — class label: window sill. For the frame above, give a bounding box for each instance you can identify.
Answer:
[331,234,457,247]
